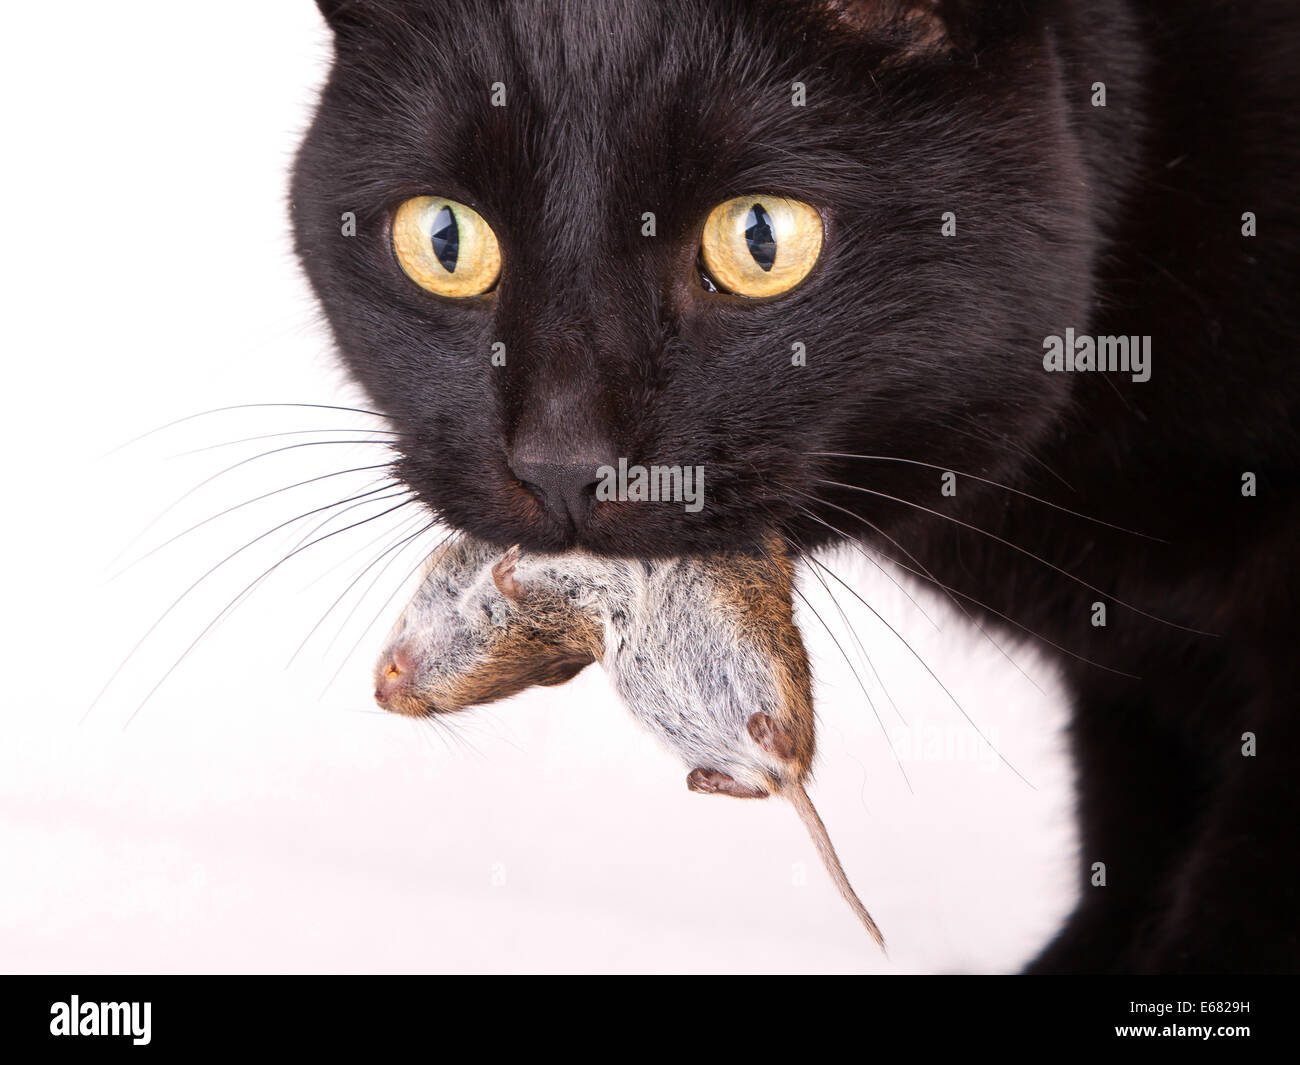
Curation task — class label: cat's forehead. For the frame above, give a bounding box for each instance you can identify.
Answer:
[322,0,879,250]
[389,0,796,84]
[342,6,852,142]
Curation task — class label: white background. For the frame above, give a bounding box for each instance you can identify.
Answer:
[0,2,1076,973]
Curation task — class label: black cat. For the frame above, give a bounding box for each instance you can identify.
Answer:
[292,0,1300,973]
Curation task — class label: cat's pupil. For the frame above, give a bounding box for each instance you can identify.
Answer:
[744,203,777,272]
[430,205,459,273]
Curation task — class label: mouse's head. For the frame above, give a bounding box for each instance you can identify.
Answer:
[374,537,602,716]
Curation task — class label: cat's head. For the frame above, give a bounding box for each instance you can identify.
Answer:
[293,0,1099,558]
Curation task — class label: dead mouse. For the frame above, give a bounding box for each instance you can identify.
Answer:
[375,534,886,951]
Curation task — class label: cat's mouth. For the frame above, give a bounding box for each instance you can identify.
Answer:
[397,447,809,560]
[478,497,773,559]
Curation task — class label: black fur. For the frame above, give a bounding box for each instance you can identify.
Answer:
[292,0,1300,973]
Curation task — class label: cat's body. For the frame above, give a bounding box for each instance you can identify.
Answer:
[293,0,1300,972]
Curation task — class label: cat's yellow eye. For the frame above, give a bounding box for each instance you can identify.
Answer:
[700,196,823,298]
[392,195,501,298]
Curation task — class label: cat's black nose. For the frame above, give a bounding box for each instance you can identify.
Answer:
[510,458,609,527]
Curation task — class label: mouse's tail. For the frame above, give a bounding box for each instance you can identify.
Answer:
[785,781,886,953]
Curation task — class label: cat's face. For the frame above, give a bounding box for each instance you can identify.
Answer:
[293,0,1094,558]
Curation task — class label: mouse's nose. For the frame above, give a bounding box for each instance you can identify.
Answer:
[510,458,610,527]
[374,645,415,710]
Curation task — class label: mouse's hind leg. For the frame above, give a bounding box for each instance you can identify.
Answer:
[686,768,768,799]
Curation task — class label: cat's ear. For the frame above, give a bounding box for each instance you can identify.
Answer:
[821,0,1039,58]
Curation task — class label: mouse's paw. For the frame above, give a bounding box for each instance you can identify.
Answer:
[686,768,768,799]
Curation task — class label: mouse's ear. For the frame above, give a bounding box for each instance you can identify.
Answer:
[491,546,524,601]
